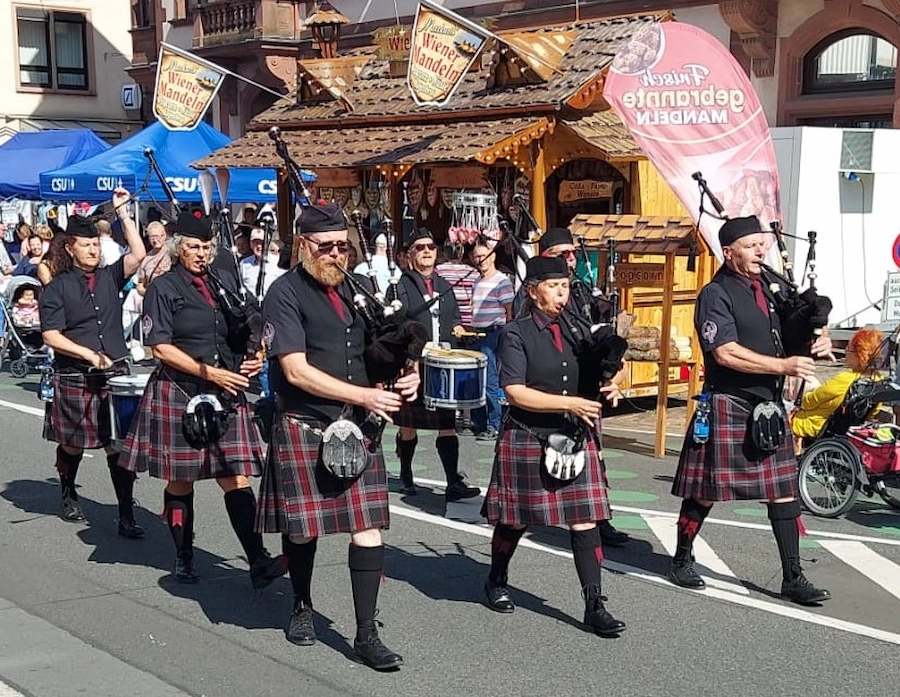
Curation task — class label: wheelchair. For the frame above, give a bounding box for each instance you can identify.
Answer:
[796,377,900,517]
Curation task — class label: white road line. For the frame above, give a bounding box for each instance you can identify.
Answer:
[818,540,900,602]
[642,513,749,594]
[389,503,900,646]
[0,398,44,417]
[0,683,25,697]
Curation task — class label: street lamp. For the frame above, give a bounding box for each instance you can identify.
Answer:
[305,2,350,59]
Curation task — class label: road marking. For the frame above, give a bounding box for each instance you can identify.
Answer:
[642,513,749,594]
[818,540,900,602]
[0,398,44,417]
[389,503,900,646]
[0,683,25,697]
[603,425,685,438]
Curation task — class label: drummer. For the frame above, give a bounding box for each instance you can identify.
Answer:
[395,228,480,501]
[40,188,146,535]
[119,211,286,587]
[482,256,626,636]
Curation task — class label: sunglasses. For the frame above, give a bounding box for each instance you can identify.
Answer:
[411,243,437,252]
[544,249,576,259]
[311,240,350,254]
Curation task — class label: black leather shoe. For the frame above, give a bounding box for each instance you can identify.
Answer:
[398,480,417,496]
[117,519,145,539]
[667,561,706,589]
[584,602,626,636]
[60,494,85,523]
[174,553,199,584]
[446,478,480,502]
[781,575,831,605]
[484,579,515,613]
[286,601,316,646]
[353,633,403,671]
[598,520,629,547]
[250,551,288,590]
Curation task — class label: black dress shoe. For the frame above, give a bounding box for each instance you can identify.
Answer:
[781,575,831,606]
[250,551,288,590]
[446,478,480,502]
[286,601,316,646]
[117,519,145,539]
[60,494,85,523]
[667,561,706,589]
[598,520,629,547]
[584,602,626,636]
[398,480,417,496]
[484,579,515,613]
[353,633,403,671]
[174,553,199,584]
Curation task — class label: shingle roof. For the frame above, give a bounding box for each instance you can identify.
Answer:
[569,213,699,254]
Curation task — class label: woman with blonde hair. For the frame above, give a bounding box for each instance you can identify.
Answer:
[792,327,884,439]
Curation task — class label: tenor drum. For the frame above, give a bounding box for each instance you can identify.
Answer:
[422,348,487,410]
[108,374,150,444]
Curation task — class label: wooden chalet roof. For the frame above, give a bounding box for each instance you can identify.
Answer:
[569,214,699,254]
[559,111,643,160]
[198,12,668,169]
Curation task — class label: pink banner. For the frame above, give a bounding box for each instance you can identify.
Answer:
[604,22,781,261]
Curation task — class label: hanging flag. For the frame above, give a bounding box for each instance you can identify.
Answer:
[153,44,226,130]
[604,21,782,261]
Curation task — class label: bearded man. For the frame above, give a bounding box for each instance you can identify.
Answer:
[257,204,419,671]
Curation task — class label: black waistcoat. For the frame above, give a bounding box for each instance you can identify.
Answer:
[508,312,579,432]
[398,269,459,345]
[277,268,370,420]
[703,268,782,401]
[167,266,235,368]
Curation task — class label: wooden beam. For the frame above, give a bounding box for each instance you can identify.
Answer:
[654,251,677,458]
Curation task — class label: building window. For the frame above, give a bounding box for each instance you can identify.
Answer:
[16,8,89,91]
[803,31,897,94]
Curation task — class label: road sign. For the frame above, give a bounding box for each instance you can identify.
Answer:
[893,233,900,268]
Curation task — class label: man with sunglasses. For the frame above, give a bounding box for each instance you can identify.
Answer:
[394,228,481,501]
[258,204,419,671]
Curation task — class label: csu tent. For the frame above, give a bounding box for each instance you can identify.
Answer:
[39,121,306,204]
[0,129,110,199]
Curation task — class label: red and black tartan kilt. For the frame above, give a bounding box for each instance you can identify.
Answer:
[392,388,455,431]
[118,369,263,482]
[43,371,119,449]
[255,414,390,538]
[672,393,798,502]
[482,423,610,527]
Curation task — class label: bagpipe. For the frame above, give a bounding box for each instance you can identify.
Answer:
[693,171,832,357]
[573,235,619,330]
[561,306,628,402]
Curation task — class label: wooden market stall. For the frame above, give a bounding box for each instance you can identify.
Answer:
[569,214,716,458]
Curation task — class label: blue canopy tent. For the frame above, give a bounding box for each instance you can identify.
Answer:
[38,121,309,204]
[0,129,110,199]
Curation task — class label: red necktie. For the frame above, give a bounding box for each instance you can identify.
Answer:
[751,278,769,316]
[548,322,563,353]
[326,285,346,321]
[84,272,96,293]
[191,274,217,308]
[423,277,434,297]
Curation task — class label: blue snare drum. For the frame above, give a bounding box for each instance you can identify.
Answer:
[422,348,487,411]
[108,374,150,444]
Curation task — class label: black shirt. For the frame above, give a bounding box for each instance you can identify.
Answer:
[142,264,234,368]
[40,257,129,370]
[397,268,461,345]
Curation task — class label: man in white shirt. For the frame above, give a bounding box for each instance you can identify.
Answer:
[96,219,123,266]
[240,227,285,299]
[353,233,391,295]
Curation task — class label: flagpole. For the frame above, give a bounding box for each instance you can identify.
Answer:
[160,42,287,100]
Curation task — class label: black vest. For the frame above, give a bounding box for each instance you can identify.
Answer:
[507,312,579,433]
[167,267,235,368]
[276,267,370,420]
[398,269,459,345]
[703,268,782,401]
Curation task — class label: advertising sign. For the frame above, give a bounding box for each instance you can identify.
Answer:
[153,44,225,130]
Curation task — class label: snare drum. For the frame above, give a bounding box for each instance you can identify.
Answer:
[422,348,487,411]
[108,374,150,444]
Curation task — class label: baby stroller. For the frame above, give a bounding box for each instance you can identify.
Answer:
[797,377,900,517]
[0,277,49,378]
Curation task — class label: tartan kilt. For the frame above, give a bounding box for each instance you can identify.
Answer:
[393,387,455,430]
[43,371,118,449]
[672,393,798,501]
[255,413,390,537]
[482,422,610,527]
[118,369,263,482]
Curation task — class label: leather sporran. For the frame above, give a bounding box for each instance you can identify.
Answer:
[319,418,370,479]
[542,433,586,481]
[750,400,786,452]
[182,394,231,450]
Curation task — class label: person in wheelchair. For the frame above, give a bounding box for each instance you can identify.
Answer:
[792,328,883,441]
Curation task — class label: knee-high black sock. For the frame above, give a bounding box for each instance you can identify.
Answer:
[224,488,265,564]
[768,500,803,582]
[163,490,194,557]
[396,435,417,486]
[570,527,604,593]
[674,498,712,563]
[349,544,385,639]
[56,447,82,498]
[435,435,460,484]
[282,536,317,605]
[489,524,526,585]
[106,454,136,521]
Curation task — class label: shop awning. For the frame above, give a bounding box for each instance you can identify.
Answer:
[559,112,643,161]
[194,117,552,170]
[569,214,698,254]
